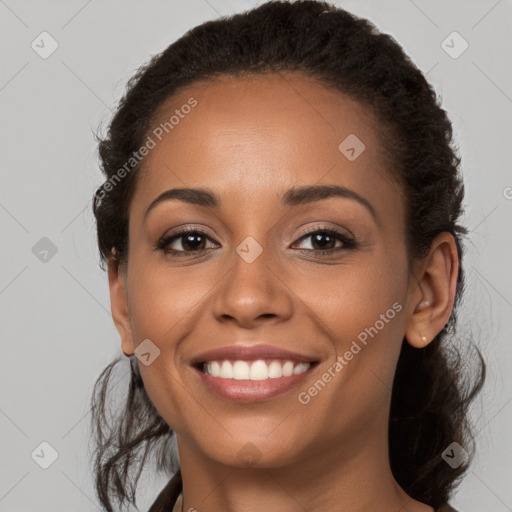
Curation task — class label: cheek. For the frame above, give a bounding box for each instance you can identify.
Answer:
[126,258,213,345]
[304,249,408,388]
[124,259,224,423]
[122,271,186,427]
[307,252,407,336]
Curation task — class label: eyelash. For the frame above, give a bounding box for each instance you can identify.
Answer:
[155,226,357,257]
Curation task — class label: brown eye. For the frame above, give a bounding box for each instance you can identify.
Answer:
[293,228,357,254]
[156,229,218,255]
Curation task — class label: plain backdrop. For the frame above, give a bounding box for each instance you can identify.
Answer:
[1,1,511,511]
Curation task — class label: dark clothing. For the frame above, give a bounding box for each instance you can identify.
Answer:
[147,472,182,512]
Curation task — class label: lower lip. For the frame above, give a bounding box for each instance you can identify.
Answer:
[193,366,314,403]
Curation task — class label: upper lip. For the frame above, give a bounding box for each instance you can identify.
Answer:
[190,344,317,365]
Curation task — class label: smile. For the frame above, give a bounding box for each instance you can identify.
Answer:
[202,359,311,380]
[190,343,319,402]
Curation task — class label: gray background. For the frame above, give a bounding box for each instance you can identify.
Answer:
[1,0,511,511]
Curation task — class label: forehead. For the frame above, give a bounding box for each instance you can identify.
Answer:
[131,71,401,218]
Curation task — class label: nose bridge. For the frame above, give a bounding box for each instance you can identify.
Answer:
[211,236,293,325]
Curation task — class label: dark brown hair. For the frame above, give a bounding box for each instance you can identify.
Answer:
[90,1,486,510]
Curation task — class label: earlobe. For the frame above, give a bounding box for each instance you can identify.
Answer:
[405,232,459,349]
[107,252,135,356]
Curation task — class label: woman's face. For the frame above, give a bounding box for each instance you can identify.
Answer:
[111,72,423,468]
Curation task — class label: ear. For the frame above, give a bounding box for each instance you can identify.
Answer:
[404,232,459,349]
[107,252,135,356]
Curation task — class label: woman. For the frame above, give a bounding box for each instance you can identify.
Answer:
[90,1,486,511]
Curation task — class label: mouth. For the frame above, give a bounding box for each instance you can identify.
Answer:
[197,359,313,380]
[190,344,319,402]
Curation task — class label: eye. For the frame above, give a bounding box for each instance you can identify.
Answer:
[156,228,218,256]
[292,227,357,254]
[156,226,357,258]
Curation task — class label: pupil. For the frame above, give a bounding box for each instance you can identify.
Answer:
[184,234,203,250]
[313,233,333,249]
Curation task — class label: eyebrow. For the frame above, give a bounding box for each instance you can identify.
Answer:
[144,184,378,223]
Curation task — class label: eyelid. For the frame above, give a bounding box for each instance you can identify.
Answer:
[160,225,217,241]
[294,223,355,241]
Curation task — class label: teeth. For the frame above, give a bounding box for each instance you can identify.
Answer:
[202,359,311,380]
[233,360,250,380]
[250,360,269,380]
[293,363,310,375]
[268,361,283,378]
[220,360,233,378]
[282,361,294,377]
[211,361,220,377]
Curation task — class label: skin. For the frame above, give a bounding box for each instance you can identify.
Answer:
[108,72,459,512]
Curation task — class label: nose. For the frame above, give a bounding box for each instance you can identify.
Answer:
[211,245,294,329]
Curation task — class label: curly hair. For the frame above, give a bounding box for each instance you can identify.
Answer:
[90,1,486,510]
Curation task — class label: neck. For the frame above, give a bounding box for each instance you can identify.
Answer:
[175,423,434,512]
